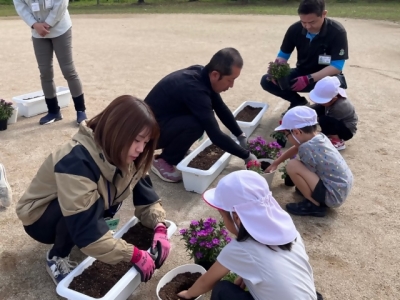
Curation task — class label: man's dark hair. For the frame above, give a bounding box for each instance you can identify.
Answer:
[298,0,325,17]
[236,219,295,252]
[204,47,243,78]
[298,124,318,134]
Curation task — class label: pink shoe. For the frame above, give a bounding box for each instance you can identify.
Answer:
[329,138,346,150]
[151,156,182,183]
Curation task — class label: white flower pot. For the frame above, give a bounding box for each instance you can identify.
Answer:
[56,216,177,300]
[258,158,276,187]
[176,138,232,194]
[7,106,18,124]
[12,86,71,118]
[231,101,269,139]
[156,264,207,300]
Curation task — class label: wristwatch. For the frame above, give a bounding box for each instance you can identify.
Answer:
[307,74,315,84]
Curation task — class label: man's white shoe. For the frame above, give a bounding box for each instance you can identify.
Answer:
[0,163,12,208]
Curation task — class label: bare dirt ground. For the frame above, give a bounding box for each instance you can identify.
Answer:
[0,13,399,300]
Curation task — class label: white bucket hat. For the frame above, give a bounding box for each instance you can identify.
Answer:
[203,170,297,245]
[274,106,318,131]
[309,76,348,104]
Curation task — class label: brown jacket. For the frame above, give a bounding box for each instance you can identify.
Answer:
[16,122,166,264]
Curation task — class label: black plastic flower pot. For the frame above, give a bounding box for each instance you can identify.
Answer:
[277,76,291,91]
[284,175,295,187]
[194,258,215,271]
[0,119,7,131]
[276,138,286,148]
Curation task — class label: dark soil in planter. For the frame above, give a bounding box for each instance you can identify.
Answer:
[260,161,271,171]
[158,272,202,300]
[23,95,43,100]
[188,144,224,170]
[235,106,262,122]
[68,223,154,298]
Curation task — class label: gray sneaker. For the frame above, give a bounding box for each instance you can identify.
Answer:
[151,156,182,183]
[46,251,78,285]
[0,163,12,208]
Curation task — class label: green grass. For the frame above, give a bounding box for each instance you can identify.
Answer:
[1,0,399,22]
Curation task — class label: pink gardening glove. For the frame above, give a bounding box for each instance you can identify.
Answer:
[151,223,170,269]
[291,75,310,91]
[131,246,155,282]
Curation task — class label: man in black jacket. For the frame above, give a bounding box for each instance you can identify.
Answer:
[260,0,349,116]
[144,48,257,183]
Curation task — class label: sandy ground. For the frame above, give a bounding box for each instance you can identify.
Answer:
[0,13,400,300]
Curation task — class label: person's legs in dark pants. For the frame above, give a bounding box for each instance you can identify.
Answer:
[211,280,254,300]
[152,115,204,182]
[318,115,353,150]
[260,68,315,114]
[24,199,77,285]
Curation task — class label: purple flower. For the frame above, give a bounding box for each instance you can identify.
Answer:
[203,221,211,228]
[206,227,214,234]
[190,220,199,226]
[197,230,207,237]
[179,229,187,235]
[206,217,217,224]
[255,146,261,151]
[199,241,205,247]
[225,237,232,243]
[212,238,220,245]
[189,237,197,245]
[195,252,203,259]
[220,229,228,236]
[205,242,213,248]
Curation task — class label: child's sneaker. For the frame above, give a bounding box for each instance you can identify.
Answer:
[46,251,78,285]
[286,199,327,217]
[329,137,346,150]
[0,163,12,208]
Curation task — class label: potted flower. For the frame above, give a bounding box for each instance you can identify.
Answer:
[0,99,15,131]
[267,60,291,90]
[279,160,295,187]
[248,136,282,160]
[179,218,231,270]
[246,159,276,187]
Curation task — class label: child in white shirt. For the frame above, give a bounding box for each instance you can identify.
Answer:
[177,170,319,300]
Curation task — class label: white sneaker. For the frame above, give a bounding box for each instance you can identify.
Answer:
[46,251,78,285]
[0,163,12,208]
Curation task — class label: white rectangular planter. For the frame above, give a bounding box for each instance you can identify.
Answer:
[56,217,177,300]
[12,86,71,118]
[7,106,18,124]
[232,101,269,139]
[176,138,232,194]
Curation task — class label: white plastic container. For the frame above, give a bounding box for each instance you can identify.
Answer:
[258,158,276,187]
[13,86,71,118]
[156,264,207,300]
[176,138,232,194]
[232,101,269,138]
[56,217,177,300]
[7,106,18,124]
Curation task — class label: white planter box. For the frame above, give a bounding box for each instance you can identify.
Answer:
[176,138,232,194]
[156,264,207,300]
[12,86,71,118]
[56,217,177,300]
[7,106,18,124]
[232,101,269,139]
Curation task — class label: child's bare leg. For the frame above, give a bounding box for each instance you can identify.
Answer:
[286,159,320,206]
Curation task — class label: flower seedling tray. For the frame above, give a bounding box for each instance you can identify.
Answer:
[231,101,269,139]
[176,138,232,194]
[56,216,177,300]
[12,86,71,118]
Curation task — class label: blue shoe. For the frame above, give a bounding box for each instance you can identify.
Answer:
[39,112,63,125]
[46,251,78,286]
[77,111,87,125]
[286,198,327,217]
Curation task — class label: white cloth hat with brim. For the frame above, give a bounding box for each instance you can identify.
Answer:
[274,106,318,131]
[309,76,348,104]
[202,170,298,246]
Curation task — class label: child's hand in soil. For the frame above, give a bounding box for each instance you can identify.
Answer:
[177,290,192,299]
[234,276,246,289]
[265,162,278,173]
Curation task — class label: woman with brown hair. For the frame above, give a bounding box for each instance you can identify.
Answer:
[16,95,171,285]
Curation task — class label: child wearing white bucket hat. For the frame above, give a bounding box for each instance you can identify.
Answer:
[177,170,319,300]
[309,76,358,150]
[266,106,353,217]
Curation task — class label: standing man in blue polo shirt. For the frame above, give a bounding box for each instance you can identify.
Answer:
[144,48,257,183]
[261,0,349,116]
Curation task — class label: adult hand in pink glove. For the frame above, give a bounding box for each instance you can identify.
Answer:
[291,75,310,91]
[131,246,155,282]
[151,223,171,269]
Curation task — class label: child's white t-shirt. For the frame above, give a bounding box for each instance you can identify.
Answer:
[217,232,317,300]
